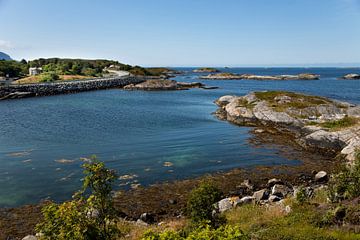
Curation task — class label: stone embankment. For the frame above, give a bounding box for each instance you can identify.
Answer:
[0,76,145,100]
[215,91,360,163]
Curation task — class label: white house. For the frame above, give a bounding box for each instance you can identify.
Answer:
[29,67,42,76]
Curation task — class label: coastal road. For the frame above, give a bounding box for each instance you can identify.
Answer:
[106,69,130,77]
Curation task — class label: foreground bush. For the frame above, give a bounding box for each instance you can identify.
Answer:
[36,157,118,240]
[328,151,360,202]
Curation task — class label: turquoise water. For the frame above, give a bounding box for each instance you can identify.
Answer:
[0,68,359,207]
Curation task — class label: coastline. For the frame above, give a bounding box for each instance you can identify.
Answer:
[0,126,341,239]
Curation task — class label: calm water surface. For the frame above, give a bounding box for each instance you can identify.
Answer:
[0,68,359,207]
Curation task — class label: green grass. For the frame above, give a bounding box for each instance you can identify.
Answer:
[254,91,331,112]
[225,198,360,240]
[320,116,358,131]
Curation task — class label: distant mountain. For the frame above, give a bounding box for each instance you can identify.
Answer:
[0,52,12,60]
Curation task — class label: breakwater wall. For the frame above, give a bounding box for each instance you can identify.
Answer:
[0,76,145,100]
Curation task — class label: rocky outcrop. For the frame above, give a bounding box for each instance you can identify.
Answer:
[124,79,215,91]
[215,91,360,162]
[201,73,320,80]
[342,74,360,80]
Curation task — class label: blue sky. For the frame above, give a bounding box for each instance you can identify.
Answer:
[1,0,360,66]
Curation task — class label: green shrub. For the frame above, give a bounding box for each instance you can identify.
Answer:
[186,182,222,226]
[36,157,118,240]
[40,72,59,82]
[295,186,309,204]
[328,152,360,202]
[142,224,249,240]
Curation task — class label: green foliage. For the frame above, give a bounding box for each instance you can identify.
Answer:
[328,152,360,202]
[40,72,60,82]
[295,186,309,204]
[186,182,222,226]
[142,224,249,240]
[320,116,358,130]
[36,156,118,240]
[0,60,28,77]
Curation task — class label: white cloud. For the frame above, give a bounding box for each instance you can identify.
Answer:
[0,39,14,50]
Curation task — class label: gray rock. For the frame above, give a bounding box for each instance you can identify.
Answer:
[22,236,37,240]
[267,178,283,187]
[241,179,253,191]
[215,95,237,106]
[253,189,269,202]
[271,184,292,198]
[235,196,254,206]
[268,195,282,202]
[140,212,154,223]
[217,198,235,213]
[136,219,149,226]
[315,171,328,182]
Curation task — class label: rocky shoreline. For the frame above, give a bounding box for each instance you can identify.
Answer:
[215,91,360,163]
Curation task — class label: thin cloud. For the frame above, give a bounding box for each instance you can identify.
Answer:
[0,39,14,50]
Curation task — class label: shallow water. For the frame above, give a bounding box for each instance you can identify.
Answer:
[0,67,359,207]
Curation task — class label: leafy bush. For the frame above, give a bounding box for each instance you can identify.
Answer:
[186,182,223,226]
[328,152,360,202]
[295,186,309,204]
[142,224,249,240]
[40,72,59,82]
[36,157,118,240]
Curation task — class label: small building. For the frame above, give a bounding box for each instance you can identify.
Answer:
[29,67,42,76]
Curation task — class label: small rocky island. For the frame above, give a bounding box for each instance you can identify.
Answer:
[123,79,216,90]
[215,91,360,162]
[193,67,220,73]
[342,73,360,80]
[201,73,320,80]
